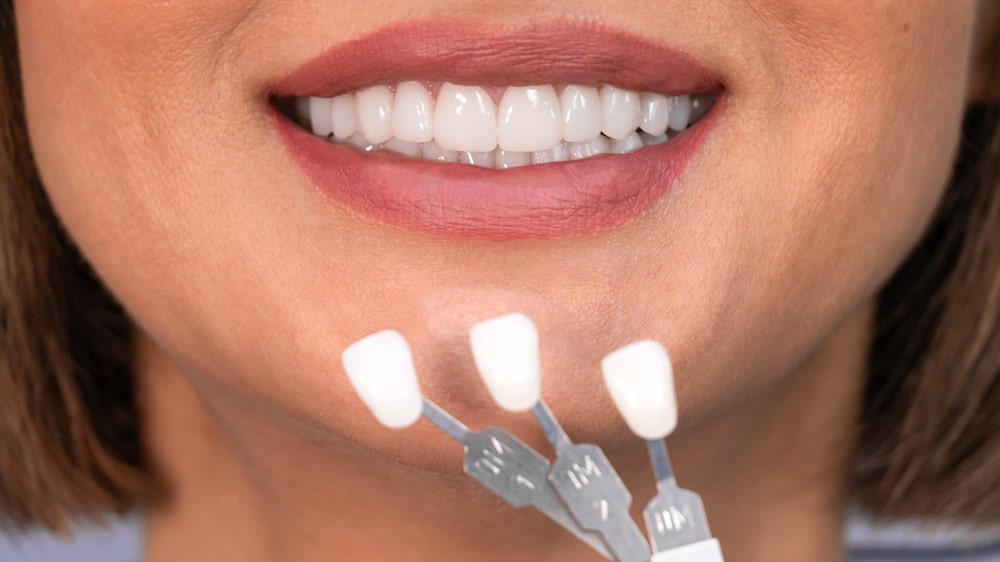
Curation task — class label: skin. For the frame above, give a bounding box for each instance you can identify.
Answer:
[13,1,989,560]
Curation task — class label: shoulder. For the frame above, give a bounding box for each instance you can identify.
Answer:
[848,513,1000,562]
[0,516,140,562]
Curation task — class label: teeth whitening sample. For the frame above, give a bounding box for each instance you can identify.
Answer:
[341,329,423,429]
[343,315,724,562]
[602,340,678,440]
[469,313,542,413]
[291,82,714,168]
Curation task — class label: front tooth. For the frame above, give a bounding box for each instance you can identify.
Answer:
[308,97,333,137]
[497,86,562,152]
[341,330,424,429]
[567,137,611,160]
[560,85,603,142]
[531,142,568,164]
[422,141,458,163]
[384,138,422,158]
[458,151,495,168]
[356,86,394,144]
[601,340,677,440]
[496,149,531,169]
[611,132,643,155]
[331,94,356,140]
[434,83,498,152]
[599,86,640,140]
[469,313,541,412]
[639,93,670,136]
[667,95,692,131]
[391,81,434,143]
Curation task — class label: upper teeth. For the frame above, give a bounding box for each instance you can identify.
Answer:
[294,82,711,167]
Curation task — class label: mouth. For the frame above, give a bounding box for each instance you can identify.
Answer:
[270,20,724,240]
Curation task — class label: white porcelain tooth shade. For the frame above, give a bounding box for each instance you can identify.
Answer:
[469,313,542,412]
[601,340,678,440]
[342,330,423,429]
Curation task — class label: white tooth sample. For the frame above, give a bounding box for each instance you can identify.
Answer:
[531,142,568,164]
[496,149,531,169]
[600,340,677,440]
[356,85,394,145]
[560,85,603,142]
[383,138,422,158]
[639,92,670,136]
[567,137,611,160]
[667,94,692,132]
[497,86,562,152]
[391,81,434,143]
[308,97,334,137]
[469,313,541,412]
[599,86,641,140]
[347,133,381,152]
[458,151,495,168]
[434,83,498,152]
[342,330,423,429]
[331,94,357,140]
[422,141,458,163]
[611,132,644,155]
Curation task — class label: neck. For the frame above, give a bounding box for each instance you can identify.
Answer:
[141,303,870,562]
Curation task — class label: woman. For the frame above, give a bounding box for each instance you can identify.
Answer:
[1,1,999,561]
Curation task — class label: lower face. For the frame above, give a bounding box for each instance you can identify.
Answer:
[16,1,975,466]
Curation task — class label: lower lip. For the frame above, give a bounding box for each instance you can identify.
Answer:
[274,104,719,241]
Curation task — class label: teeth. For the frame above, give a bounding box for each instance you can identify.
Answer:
[601,340,677,440]
[421,140,458,163]
[458,150,495,168]
[469,313,541,413]
[434,83,498,152]
[496,149,532,169]
[347,133,381,153]
[531,142,567,165]
[383,138,422,158]
[639,92,670,136]
[599,86,641,141]
[308,97,334,137]
[341,330,424,429]
[356,85,394,145]
[497,85,562,152]
[391,81,434,143]
[560,85,603,143]
[667,94,692,132]
[567,137,611,160]
[294,85,714,167]
[611,132,644,155]
[331,94,356,140]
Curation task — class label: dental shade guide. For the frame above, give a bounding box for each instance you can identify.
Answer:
[602,341,724,562]
[342,330,611,559]
[343,320,724,562]
[470,314,653,562]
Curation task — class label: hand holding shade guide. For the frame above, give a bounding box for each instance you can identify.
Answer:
[601,341,724,562]
[471,314,653,562]
[342,329,611,559]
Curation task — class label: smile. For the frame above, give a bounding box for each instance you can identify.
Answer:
[270,20,725,239]
[286,83,715,168]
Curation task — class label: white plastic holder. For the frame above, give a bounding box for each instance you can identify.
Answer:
[650,538,724,562]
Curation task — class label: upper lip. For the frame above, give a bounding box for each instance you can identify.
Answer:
[268,19,723,99]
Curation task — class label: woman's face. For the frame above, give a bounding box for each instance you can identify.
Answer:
[16,1,978,463]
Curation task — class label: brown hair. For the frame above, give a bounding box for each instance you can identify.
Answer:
[1,0,999,532]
